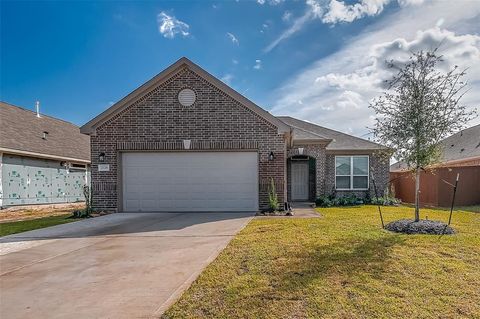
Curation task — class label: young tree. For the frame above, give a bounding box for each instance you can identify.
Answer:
[370,49,476,221]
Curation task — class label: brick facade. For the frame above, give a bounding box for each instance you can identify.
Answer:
[324,152,390,198]
[286,145,327,200]
[91,67,287,211]
[285,147,389,201]
[87,61,390,211]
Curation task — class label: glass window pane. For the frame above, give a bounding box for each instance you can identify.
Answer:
[353,157,368,175]
[353,176,368,189]
[336,157,351,175]
[336,176,351,189]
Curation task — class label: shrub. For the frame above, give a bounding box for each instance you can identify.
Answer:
[371,196,401,206]
[268,178,279,212]
[316,194,363,207]
[315,195,333,207]
[72,209,90,218]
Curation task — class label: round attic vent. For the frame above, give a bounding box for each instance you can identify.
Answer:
[178,88,196,107]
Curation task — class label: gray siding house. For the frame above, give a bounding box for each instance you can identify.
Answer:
[81,58,389,212]
[0,102,90,207]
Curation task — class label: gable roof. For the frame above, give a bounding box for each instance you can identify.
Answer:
[391,123,480,171]
[80,57,290,135]
[277,116,387,151]
[0,101,90,163]
[439,124,480,163]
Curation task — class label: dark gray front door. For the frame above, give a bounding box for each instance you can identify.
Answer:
[291,161,309,201]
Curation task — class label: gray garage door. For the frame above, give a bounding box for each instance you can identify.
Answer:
[122,152,258,212]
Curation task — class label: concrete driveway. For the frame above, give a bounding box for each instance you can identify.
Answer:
[0,212,253,319]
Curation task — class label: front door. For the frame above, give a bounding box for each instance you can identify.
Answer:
[291,161,309,201]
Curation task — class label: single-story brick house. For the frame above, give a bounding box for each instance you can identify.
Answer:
[0,101,90,207]
[80,58,389,212]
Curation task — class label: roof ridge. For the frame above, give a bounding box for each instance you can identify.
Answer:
[277,115,383,146]
[288,124,330,140]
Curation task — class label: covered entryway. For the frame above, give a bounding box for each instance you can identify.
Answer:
[287,155,316,202]
[122,152,258,212]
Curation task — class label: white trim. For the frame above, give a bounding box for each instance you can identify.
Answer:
[0,147,90,164]
[335,155,369,190]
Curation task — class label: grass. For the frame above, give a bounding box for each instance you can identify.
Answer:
[163,206,480,319]
[451,205,480,213]
[0,214,76,237]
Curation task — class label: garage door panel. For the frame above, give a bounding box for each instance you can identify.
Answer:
[122,152,258,212]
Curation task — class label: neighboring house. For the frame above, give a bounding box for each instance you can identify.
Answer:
[390,124,480,207]
[80,57,390,212]
[0,102,90,207]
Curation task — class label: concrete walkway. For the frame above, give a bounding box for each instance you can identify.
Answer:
[290,202,320,217]
[0,212,253,319]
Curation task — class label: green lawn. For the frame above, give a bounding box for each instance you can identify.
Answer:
[163,206,480,319]
[0,214,76,237]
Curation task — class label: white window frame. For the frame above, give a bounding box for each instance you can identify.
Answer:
[335,155,369,190]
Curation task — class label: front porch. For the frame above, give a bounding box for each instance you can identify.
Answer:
[286,144,326,203]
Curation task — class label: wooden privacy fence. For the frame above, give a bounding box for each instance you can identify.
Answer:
[390,165,480,207]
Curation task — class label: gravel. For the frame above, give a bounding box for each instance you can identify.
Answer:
[385,219,455,235]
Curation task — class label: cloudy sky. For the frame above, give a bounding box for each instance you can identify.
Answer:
[1,0,479,138]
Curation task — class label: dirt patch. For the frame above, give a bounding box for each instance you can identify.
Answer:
[0,203,85,223]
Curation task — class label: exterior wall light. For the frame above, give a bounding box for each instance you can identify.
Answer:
[99,152,106,162]
[268,151,275,161]
[298,148,304,155]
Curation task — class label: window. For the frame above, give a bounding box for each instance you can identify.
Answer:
[335,156,369,190]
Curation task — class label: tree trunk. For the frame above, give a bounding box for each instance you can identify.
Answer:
[414,168,420,222]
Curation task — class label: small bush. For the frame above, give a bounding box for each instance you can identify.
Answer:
[315,195,333,207]
[72,209,90,218]
[315,194,363,207]
[268,178,279,212]
[370,196,401,206]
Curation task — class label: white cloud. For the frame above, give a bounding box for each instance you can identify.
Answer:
[265,1,322,52]
[398,0,425,6]
[226,32,239,45]
[322,0,390,24]
[282,11,292,22]
[260,21,272,34]
[266,0,427,52]
[221,73,234,84]
[271,1,480,136]
[257,0,284,5]
[232,59,239,64]
[157,12,189,38]
[254,59,262,70]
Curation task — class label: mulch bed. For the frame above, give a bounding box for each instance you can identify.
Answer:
[256,210,293,217]
[385,219,455,235]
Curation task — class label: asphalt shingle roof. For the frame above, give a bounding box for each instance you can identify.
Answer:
[390,124,480,171]
[0,101,90,162]
[277,116,387,150]
[439,124,480,162]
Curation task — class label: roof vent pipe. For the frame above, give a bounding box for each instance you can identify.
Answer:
[35,101,41,118]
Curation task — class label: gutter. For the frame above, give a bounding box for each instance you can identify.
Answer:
[0,147,90,164]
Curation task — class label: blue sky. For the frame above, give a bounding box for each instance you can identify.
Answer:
[1,0,479,137]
